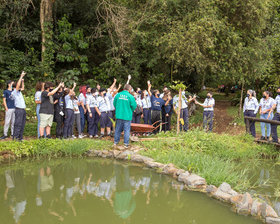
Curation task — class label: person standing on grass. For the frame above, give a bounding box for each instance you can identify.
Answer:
[78,86,87,135]
[162,90,173,132]
[53,85,65,139]
[71,93,84,139]
[269,87,280,144]
[97,88,112,138]
[35,82,46,138]
[259,91,275,141]
[147,81,167,134]
[63,83,77,139]
[86,88,99,138]
[11,71,26,141]
[173,90,195,132]
[113,84,137,148]
[242,89,259,138]
[195,92,215,132]
[141,90,152,125]
[39,82,64,139]
[1,80,15,140]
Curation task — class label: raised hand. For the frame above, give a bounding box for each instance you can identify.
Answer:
[128,75,131,80]
[21,71,26,78]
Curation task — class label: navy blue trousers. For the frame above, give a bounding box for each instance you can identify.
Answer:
[13,108,26,140]
[100,112,112,129]
[88,108,99,136]
[132,112,141,124]
[244,110,256,137]
[203,111,214,132]
[162,113,172,132]
[271,113,280,142]
[79,106,85,133]
[180,108,189,132]
[63,109,74,138]
[143,108,151,124]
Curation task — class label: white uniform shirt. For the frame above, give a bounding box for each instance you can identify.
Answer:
[141,96,151,109]
[243,97,259,114]
[86,94,97,108]
[203,98,215,111]
[259,97,275,113]
[97,96,111,112]
[274,95,280,113]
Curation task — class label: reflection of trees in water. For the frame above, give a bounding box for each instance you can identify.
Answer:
[2,160,185,223]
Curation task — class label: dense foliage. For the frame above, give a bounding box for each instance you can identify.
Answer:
[0,0,279,92]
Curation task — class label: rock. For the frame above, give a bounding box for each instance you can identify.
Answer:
[144,161,164,169]
[230,194,243,205]
[185,174,206,189]
[213,183,238,202]
[206,185,217,194]
[266,217,280,224]
[236,193,253,214]
[176,169,186,176]
[261,203,278,218]
[112,150,121,158]
[178,172,190,184]
[116,150,134,160]
[251,200,262,217]
[162,166,178,177]
[130,154,153,163]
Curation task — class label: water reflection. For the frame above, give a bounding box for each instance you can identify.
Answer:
[0,159,260,224]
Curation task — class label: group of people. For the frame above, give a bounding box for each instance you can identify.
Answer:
[1,72,217,147]
[243,88,280,143]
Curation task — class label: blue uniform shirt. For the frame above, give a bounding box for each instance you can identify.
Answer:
[274,95,280,113]
[203,98,215,111]
[86,95,97,108]
[243,97,259,114]
[259,97,275,113]
[97,96,111,112]
[164,99,173,114]
[65,95,74,109]
[150,95,165,111]
[11,90,26,109]
[141,96,151,109]
[3,89,15,109]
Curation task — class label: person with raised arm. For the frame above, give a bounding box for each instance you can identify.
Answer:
[195,92,215,132]
[1,80,15,140]
[147,81,167,134]
[39,81,64,139]
[11,71,26,141]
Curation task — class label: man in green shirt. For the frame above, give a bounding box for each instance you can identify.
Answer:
[113,84,137,148]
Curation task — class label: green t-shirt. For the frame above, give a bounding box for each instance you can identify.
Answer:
[113,91,137,121]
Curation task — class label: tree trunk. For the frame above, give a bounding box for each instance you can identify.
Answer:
[239,79,244,117]
[40,0,54,62]
[177,88,182,134]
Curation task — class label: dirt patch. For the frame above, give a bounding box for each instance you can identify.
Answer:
[213,101,245,135]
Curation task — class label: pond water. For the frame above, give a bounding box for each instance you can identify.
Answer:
[0,158,260,224]
[249,160,280,216]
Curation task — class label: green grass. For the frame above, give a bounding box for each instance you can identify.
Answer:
[139,130,278,191]
[0,138,112,159]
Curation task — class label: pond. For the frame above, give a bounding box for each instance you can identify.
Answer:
[249,160,280,216]
[0,158,261,224]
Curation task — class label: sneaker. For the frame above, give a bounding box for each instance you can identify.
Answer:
[46,135,52,139]
[260,136,266,141]
[0,135,8,140]
[94,135,99,138]
[99,134,104,139]
[78,135,84,139]
[89,135,93,138]
[124,144,129,149]
[72,135,77,139]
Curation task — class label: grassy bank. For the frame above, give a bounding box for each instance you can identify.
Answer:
[0,138,112,159]
[139,130,278,191]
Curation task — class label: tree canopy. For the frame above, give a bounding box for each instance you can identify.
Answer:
[0,0,279,92]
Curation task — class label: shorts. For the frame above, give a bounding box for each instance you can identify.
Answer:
[100,112,112,128]
[40,113,54,128]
